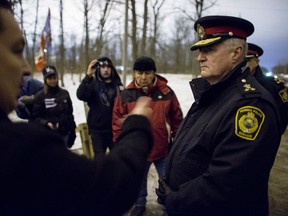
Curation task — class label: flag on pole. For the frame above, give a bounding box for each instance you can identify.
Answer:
[34,8,51,72]
[43,8,52,52]
[34,32,45,72]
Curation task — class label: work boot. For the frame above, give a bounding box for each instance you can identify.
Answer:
[129,205,146,216]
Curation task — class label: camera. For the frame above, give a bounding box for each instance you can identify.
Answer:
[92,61,109,69]
[98,61,109,67]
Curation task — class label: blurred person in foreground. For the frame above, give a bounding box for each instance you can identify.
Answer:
[77,57,123,156]
[15,69,43,120]
[156,15,281,216]
[113,56,183,216]
[31,65,77,148]
[0,1,153,215]
[246,42,288,134]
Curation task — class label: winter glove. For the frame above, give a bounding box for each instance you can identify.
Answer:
[17,100,25,109]
[19,95,34,105]
[155,177,172,205]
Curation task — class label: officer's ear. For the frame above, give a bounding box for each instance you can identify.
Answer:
[232,45,244,63]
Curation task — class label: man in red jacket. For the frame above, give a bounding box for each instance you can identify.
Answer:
[112,56,183,216]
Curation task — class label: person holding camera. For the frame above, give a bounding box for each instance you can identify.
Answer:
[77,57,124,157]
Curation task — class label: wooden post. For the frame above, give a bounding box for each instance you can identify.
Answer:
[76,122,94,159]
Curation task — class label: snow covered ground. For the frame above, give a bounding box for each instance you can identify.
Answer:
[69,72,194,150]
[9,72,194,150]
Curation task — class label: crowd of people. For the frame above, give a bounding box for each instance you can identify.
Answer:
[1,0,288,215]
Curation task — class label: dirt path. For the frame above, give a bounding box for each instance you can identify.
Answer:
[269,130,288,216]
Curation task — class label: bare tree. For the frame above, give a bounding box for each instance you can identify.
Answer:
[175,0,216,22]
[171,16,193,73]
[130,0,138,62]
[11,0,220,77]
[173,0,217,76]
[129,0,166,61]
[140,0,149,55]
[94,0,115,57]
[59,0,65,87]
[17,0,30,60]
[16,0,37,71]
[67,34,78,83]
[82,0,95,70]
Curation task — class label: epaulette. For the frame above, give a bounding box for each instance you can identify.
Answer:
[273,77,285,85]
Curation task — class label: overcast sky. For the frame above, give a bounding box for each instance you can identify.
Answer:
[20,0,288,71]
[203,0,288,71]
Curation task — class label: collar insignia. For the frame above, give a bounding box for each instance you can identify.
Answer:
[243,84,256,91]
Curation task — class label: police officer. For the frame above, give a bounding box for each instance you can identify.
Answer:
[246,42,288,134]
[156,15,281,216]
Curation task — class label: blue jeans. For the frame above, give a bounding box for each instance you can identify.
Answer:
[135,157,166,207]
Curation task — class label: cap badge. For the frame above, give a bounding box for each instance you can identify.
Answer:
[197,24,205,40]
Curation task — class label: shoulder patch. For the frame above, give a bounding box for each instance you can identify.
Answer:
[279,88,288,103]
[235,106,265,141]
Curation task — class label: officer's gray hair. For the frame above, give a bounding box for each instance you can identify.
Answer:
[223,38,248,60]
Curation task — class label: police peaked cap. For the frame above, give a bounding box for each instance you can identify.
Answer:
[247,43,264,58]
[190,15,254,51]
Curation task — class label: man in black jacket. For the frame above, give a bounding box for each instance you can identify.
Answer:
[156,15,281,216]
[77,57,124,157]
[0,1,153,215]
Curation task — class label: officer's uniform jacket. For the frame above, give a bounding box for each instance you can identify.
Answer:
[165,62,281,216]
[254,66,288,134]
